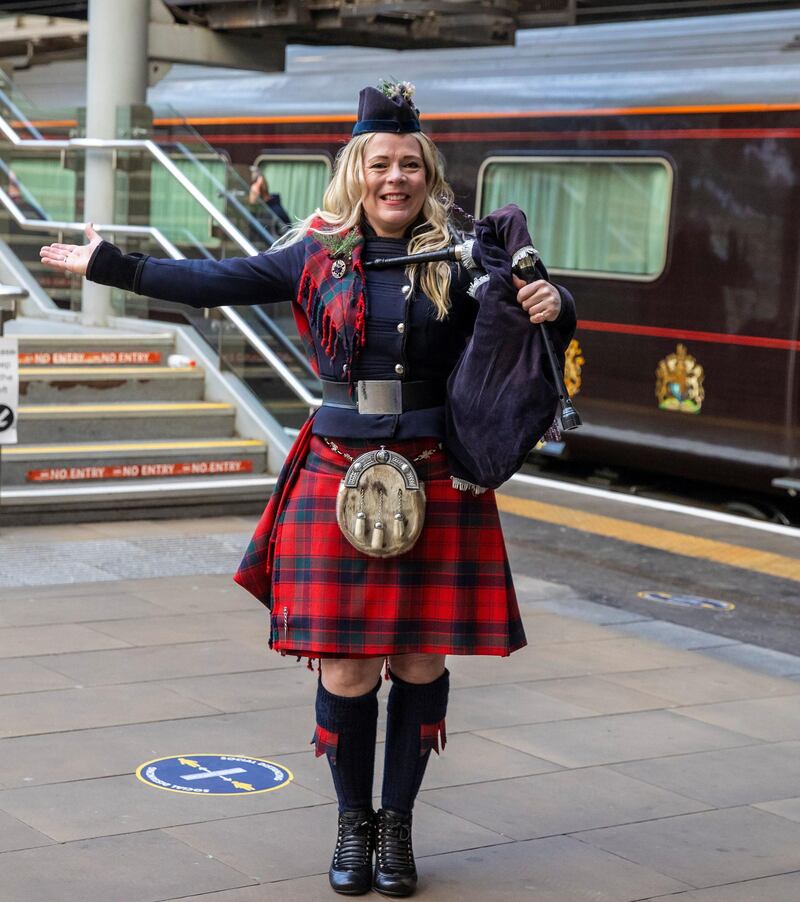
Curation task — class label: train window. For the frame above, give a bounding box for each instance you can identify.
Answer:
[477,156,673,280]
[10,156,76,222]
[150,157,227,246]
[253,155,332,222]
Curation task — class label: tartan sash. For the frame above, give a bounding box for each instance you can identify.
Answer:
[291,218,366,386]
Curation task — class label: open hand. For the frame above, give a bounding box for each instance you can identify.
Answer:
[513,276,561,325]
[39,223,102,277]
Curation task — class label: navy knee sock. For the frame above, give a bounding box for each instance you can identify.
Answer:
[381,668,449,816]
[313,677,381,813]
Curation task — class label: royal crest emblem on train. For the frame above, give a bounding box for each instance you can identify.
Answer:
[564,339,584,397]
[655,343,705,414]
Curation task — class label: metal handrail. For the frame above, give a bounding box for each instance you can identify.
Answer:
[0,111,322,407]
[0,184,322,407]
[174,141,277,247]
[0,89,44,140]
[251,305,319,382]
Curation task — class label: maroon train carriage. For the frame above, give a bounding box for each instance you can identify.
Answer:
[142,10,800,497]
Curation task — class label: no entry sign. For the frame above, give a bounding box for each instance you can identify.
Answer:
[0,337,18,445]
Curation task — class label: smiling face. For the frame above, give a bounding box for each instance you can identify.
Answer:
[361,132,428,239]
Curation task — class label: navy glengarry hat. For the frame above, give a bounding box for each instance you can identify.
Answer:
[352,80,421,136]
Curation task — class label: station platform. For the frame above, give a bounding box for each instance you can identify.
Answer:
[1,504,800,901]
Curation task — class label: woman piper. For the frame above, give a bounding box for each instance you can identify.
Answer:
[40,81,576,898]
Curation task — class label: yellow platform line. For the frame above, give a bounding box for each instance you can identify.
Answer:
[495,493,800,583]
[18,402,231,414]
[3,439,265,455]
[20,366,198,376]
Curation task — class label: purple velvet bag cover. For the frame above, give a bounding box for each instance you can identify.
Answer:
[444,204,576,488]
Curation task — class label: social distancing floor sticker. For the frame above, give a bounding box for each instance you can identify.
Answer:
[136,755,293,795]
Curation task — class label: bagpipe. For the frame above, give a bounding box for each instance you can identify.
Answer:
[364,204,580,489]
[366,237,580,432]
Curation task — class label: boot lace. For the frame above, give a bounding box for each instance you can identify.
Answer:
[376,810,415,873]
[332,811,374,870]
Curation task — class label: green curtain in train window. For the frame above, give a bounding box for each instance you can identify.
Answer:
[150,158,227,246]
[258,159,331,222]
[10,158,77,222]
[480,160,670,277]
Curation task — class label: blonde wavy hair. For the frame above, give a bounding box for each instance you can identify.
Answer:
[275,131,455,319]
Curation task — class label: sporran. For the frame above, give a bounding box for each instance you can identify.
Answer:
[335,446,426,557]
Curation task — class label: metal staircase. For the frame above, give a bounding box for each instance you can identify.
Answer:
[0,71,321,523]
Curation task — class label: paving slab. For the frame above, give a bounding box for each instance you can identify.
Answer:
[416,835,691,901]
[446,637,699,688]
[0,809,53,853]
[0,773,329,841]
[165,800,511,884]
[0,623,130,658]
[165,882,334,902]
[701,643,800,678]
[417,733,564,789]
[755,796,800,823]
[477,709,758,767]
[516,611,626,644]
[0,830,255,902]
[86,610,267,647]
[0,658,76,695]
[421,766,709,839]
[118,576,255,613]
[444,680,596,730]
[262,748,339,802]
[574,806,800,887]
[0,580,129,602]
[612,619,740,650]
[674,694,800,741]
[601,661,800,705]
[531,597,651,624]
[512,574,586,601]
[156,666,318,714]
[0,592,166,627]
[525,674,676,714]
[29,639,281,686]
[0,707,318,789]
[642,872,800,902]
[614,741,800,806]
[0,683,221,738]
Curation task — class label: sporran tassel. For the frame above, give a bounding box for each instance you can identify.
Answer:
[354,510,366,539]
[393,489,405,538]
[371,521,384,550]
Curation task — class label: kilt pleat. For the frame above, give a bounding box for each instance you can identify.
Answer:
[269,436,526,658]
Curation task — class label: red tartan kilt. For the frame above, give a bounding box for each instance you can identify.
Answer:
[270,436,526,659]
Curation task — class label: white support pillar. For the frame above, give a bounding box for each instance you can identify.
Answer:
[82,0,149,326]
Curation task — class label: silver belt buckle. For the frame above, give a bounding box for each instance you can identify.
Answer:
[357,380,403,415]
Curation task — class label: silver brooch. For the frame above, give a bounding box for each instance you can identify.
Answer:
[332,259,347,279]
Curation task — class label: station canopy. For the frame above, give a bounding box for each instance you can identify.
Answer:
[0,0,793,65]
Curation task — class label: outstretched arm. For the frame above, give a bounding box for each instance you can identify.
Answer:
[40,224,303,308]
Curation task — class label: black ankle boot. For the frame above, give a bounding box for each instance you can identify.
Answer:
[373,807,418,897]
[329,809,375,895]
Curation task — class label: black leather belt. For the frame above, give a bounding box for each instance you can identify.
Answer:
[321,379,445,415]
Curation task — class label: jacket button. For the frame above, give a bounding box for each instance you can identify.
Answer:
[394,363,405,375]
[397,322,405,333]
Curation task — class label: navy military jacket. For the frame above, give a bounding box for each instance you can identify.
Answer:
[88,233,576,468]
